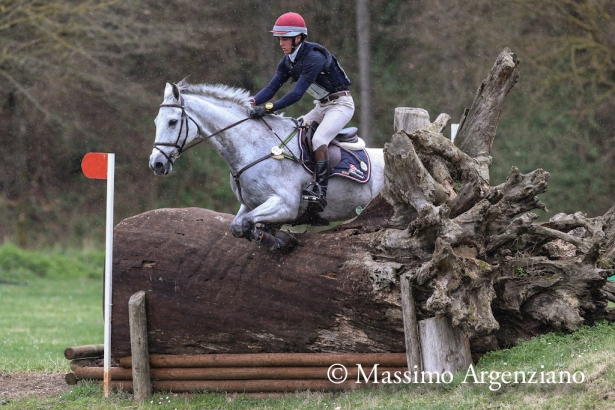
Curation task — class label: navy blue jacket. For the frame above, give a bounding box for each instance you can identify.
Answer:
[254,41,351,111]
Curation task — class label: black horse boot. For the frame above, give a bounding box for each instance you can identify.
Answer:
[302,144,329,213]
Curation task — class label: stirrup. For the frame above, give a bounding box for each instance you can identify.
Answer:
[302,182,323,202]
[302,196,326,214]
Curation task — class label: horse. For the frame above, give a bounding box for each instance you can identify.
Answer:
[149,81,385,250]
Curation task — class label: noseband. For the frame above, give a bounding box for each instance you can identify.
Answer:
[153,88,251,164]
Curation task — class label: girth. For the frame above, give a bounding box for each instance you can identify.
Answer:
[231,118,299,209]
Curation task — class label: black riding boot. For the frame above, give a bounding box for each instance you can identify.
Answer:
[302,145,329,213]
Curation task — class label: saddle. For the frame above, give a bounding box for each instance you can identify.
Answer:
[301,120,366,168]
[293,120,372,227]
[298,121,371,184]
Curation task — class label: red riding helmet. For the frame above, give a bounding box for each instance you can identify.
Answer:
[270,12,308,37]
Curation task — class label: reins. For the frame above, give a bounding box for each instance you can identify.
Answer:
[181,117,252,153]
[153,91,252,163]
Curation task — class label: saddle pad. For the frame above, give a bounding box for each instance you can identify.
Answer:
[298,128,371,184]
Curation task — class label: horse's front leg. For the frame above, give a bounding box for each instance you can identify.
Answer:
[230,196,298,250]
[230,204,251,238]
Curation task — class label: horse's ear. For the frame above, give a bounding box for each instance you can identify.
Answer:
[164,82,175,100]
[171,83,180,101]
[177,77,189,88]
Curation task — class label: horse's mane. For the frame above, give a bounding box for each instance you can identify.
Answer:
[174,80,290,122]
[177,81,252,109]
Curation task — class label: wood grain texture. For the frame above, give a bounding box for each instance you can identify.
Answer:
[128,291,151,400]
[419,317,471,373]
[111,208,407,357]
[400,274,422,375]
[64,344,104,360]
[454,47,520,159]
[72,365,408,381]
[119,353,408,368]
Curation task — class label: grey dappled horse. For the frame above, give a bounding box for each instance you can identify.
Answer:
[149,81,385,250]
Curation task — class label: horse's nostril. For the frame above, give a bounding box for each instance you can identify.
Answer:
[155,162,163,170]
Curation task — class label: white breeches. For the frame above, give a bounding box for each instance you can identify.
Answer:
[302,96,355,149]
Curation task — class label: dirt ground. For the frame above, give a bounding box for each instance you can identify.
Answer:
[0,372,70,400]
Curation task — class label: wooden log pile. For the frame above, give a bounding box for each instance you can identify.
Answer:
[65,350,409,393]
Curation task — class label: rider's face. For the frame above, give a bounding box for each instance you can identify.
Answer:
[278,36,301,54]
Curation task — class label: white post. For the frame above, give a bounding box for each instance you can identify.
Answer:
[451,124,459,143]
[103,153,115,397]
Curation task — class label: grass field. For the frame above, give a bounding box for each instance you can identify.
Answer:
[1,244,615,409]
[0,278,103,373]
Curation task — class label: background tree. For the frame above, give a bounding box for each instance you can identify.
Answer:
[0,0,613,247]
[516,0,615,217]
[356,0,373,145]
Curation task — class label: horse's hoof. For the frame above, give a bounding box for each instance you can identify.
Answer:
[230,218,254,238]
[230,223,245,238]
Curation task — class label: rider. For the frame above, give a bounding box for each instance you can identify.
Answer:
[250,12,354,214]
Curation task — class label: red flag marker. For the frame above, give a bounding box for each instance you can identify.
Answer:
[82,153,109,179]
[82,152,115,397]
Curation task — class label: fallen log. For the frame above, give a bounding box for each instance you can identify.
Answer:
[119,353,408,369]
[111,212,409,357]
[70,358,103,371]
[64,344,104,360]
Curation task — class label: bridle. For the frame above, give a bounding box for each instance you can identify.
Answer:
[153,89,251,164]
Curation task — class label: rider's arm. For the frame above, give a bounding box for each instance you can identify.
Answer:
[270,78,312,111]
[253,59,289,104]
[270,50,326,111]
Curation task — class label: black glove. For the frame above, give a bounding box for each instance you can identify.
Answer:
[249,105,271,119]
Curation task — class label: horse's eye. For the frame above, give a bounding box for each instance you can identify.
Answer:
[169,119,178,126]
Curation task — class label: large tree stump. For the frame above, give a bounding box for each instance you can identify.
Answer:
[110,48,615,358]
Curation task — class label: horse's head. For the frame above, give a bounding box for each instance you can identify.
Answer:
[149,82,200,175]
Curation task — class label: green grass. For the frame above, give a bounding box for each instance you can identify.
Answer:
[4,344,615,410]
[2,244,615,408]
[0,244,104,372]
[0,242,104,283]
[0,278,103,373]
